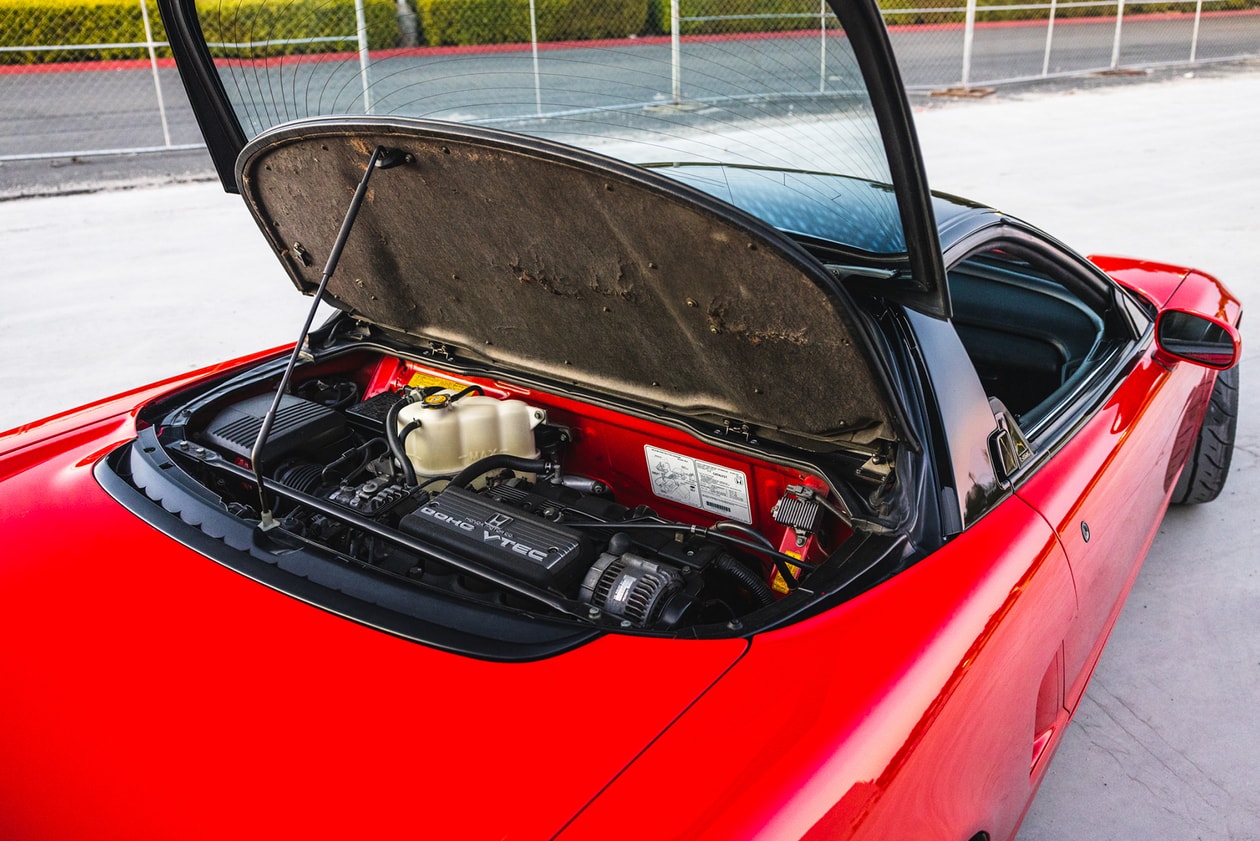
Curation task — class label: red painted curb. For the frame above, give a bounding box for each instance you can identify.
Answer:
[1,8,1256,76]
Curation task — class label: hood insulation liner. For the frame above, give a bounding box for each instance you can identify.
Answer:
[238,119,903,448]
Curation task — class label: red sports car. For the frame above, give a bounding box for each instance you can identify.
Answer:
[0,1,1241,838]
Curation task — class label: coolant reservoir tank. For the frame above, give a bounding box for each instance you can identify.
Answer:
[396,394,546,477]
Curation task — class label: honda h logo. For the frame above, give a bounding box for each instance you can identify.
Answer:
[485,513,514,530]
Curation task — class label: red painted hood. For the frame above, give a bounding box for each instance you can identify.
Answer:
[0,419,747,840]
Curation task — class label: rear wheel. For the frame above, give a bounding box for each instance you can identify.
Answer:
[1172,363,1239,504]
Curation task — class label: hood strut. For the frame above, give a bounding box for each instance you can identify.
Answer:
[251,145,407,526]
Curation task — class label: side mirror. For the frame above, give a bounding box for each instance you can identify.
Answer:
[1155,309,1240,370]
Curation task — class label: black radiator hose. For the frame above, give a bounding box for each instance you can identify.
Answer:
[712,553,776,607]
[449,454,551,489]
[384,397,418,487]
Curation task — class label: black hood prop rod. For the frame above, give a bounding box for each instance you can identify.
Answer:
[250,145,407,528]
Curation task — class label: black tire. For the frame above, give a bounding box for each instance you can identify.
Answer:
[1172,362,1239,504]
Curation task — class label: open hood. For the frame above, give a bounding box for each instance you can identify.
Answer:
[157,0,948,320]
[238,117,911,448]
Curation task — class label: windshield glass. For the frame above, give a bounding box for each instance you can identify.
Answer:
[195,0,906,254]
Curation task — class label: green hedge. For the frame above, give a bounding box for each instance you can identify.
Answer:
[649,0,826,36]
[0,0,162,63]
[0,0,400,65]
[199,0,399,57]
[4,0,1259,64]
[415,0,648,46]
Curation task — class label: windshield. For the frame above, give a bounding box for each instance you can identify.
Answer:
[194,0,906,254]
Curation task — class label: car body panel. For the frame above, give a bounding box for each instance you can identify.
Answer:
[1089,253,1192,308]
[559,493,1075,840]
[1015,265,1242,710]
[901,308,1003,530]
[1014,344,1200,709]
[0,422,747,839]
[0,277,1233,839]
[1167,269,1245,326]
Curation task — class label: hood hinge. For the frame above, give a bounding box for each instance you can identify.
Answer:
[421,341,455,362]
[722,419,755,441]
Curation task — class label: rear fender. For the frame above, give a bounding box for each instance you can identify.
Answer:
[1089,254,1191,308]
[1163,269,1243,327]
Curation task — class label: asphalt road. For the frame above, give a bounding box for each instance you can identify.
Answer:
[2,11,1258,176]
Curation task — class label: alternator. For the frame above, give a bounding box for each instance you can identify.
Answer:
[580,551,687,628]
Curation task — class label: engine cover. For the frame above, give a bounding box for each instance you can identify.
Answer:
[399,486,589,588]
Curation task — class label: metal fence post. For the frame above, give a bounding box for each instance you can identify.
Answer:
[1190,0,1204,61]
[354,0,372,112]
[671,0,681,104]
[138,0,172,147]
[396,0,418,47]
[530,0,542,116]
[1109,0,1126,70]
[1042,0,1058,76]
[819,0,827,93]
[961,0,978,88]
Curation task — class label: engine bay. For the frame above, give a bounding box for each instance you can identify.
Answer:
[133,349,878,635]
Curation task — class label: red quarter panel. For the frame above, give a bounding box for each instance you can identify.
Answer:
[561,494,1075,841]
[1016,347,1205,709]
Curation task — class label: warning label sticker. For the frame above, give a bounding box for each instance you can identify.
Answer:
[644,445,753,524]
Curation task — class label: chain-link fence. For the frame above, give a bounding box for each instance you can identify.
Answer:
[2,0,1257,161]
[0,0,379,159]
